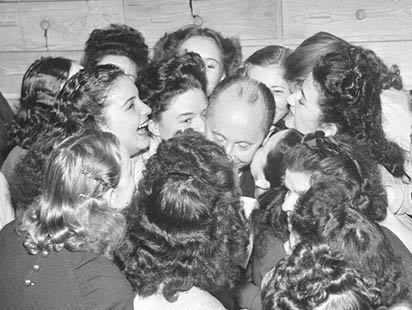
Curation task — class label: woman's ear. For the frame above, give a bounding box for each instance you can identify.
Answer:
[320,123,338,137]
[148,119,160,137]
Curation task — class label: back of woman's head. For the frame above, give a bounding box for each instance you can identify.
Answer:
[19,130,126,258]
[82,23,148,75]
[285,31,349,83]
[56,64,124,133]
[262,241,374,310]
[145,52,207,120]
[153,25,242,77]
[292,182,408,307]
[263,129,303,188]
[118,129,249,301]
[285,133,387,221]
[7,57,72,149]
[313,46,406,178]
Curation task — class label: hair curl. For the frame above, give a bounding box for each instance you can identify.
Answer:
[82,24,148,79]
[152,25,242,77]
[291,181,409,307]
[144,52,207,121]
[262,241,375,310]
[17,130,127,259]
[116,129,249,301]
[285,133,387,222]
[7,57,72,149]
[313,46,406,178]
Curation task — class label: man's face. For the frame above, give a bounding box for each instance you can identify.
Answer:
[206,90,267,172]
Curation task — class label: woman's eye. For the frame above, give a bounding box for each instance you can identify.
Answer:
[273,90,285,96]
[127,102,135,110]
[238,143,250,150]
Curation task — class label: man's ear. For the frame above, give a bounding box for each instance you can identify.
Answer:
[320,123,338,137]
[148,119,160,137]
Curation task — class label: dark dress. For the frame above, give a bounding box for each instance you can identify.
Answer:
[0,221,134,310]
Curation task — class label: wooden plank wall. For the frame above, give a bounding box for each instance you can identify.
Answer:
[1,0,412,111]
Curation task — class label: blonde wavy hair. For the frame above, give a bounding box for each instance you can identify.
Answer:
[18,130,126,259]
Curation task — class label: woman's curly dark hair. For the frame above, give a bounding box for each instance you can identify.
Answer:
[82,23,148,78]
[144,52,207,121]
[285,31,403,90]
[116,129,249,302]
[285,133,387,222]
[9,65,125,211]
[55,64,125,133]
[251,129,303,257]
[313,46,406,178]
[152,25,242,77]
[6,57,72,150]
[262,241,375,310]
[291,181,409,308]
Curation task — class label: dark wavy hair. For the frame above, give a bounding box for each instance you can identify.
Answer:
[285,31,402,90]
[116,129,249,302]
[313,46,407,178]
[55,64,126,133]
[17,130,127,259]
[291,181,409,307]
[262,241,375,310]
[251,129,303,256]
[9,65,126,211]
[208,76,276,134]
[152,25,242,77]
[82,24,148,79]
[285,133,387,222]
[6,57,72,149]
[144,52,207,121]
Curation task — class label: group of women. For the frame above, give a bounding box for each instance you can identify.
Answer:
[0,22,412,310]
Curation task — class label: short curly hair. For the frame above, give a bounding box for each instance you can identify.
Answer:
[144,52,207,121]
[262,241,375,310]
[116,129,249,302]
[313,46,406,178]
[152,25,242,77]
[17,130,126,259]
[7,57,72,150]
[82,24,148,78]
[291,181,409,307]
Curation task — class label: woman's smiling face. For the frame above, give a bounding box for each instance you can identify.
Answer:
[104,75,152,157]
